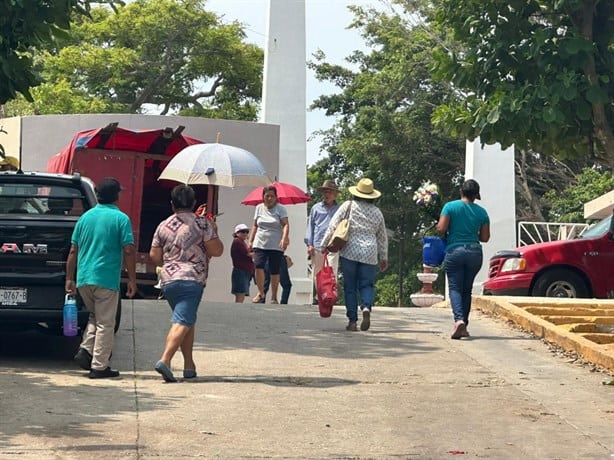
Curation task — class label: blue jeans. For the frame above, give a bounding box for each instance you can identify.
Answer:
[340,257,378,322]
[444,245,483,326]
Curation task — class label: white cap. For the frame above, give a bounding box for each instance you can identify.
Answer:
[234,223,249,234]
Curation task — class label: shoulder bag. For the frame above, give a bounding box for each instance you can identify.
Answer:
[326,202,352,253]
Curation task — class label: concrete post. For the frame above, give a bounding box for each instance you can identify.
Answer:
[465,138,516,292]
[261,0,310,304]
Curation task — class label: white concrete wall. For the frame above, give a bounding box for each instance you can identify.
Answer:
[261,0,310,304]
[584,190,614,219]
[0,117,21,165]
[465,139,516,292]
[3,114,280,303]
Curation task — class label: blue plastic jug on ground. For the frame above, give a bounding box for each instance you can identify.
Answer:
[422,236,446,267]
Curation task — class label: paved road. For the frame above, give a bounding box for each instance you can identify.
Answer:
[1,300,613,459]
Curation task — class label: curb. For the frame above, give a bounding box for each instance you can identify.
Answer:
[472,295,614,373]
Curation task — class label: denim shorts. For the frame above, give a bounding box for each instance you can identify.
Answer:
[161,280,204,327]
[231,268,252,295]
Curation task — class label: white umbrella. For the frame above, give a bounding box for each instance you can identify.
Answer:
[158,143,271,187]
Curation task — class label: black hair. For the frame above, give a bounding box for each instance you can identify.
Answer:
[171,184,196,210]
[352,195,376,203]
[96,177,122,204]
[461,179,481,200]
[262,185,278,198]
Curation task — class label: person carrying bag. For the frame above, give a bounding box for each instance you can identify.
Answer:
[319,178,388,332]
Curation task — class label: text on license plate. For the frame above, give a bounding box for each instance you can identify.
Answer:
[0,288,27,305]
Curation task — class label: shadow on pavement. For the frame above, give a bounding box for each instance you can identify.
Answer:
[0,330,171,453]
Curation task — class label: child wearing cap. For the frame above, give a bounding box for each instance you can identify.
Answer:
[231,223,255,303]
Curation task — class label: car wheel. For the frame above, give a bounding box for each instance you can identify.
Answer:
[114,297,122,333]
[532,269,589,298]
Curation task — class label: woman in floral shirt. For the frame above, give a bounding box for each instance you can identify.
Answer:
[321,178,388,331]
[149,185,223,382]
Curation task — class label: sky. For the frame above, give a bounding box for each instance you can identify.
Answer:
[205,0,378,165]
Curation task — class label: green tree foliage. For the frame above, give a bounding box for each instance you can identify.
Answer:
[514,148,597,221]
[432,0,614,170]
[4,0,263,120]
[0,0,122,105]
[309,3,465,306]
[544,167,614,222]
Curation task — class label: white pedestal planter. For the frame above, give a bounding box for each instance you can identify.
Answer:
[410,264,444,307]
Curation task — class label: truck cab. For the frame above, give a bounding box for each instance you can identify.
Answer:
[0,171,97,333]
[483,215,614,299]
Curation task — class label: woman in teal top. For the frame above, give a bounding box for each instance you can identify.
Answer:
[437,179,490,339]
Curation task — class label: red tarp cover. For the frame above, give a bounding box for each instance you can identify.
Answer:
[46,125,204,173]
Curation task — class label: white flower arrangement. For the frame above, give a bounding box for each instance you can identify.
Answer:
[413,181,439,207]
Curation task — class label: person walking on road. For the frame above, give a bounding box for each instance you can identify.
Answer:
[305,180,340,295]
[149,185,223,382]
[436,179,490,339]
[66,177,137,379]
[321,178,388,332]
[247,185,289,304]
[231,223,254,303]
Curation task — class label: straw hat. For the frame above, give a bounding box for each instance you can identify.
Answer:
[0,156,19,170]
[348,178,381,199]
[316,179,339,192]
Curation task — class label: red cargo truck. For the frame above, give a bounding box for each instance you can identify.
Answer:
[46,122,218,297]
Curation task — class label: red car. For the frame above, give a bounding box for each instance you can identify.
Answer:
[483,214,614,299]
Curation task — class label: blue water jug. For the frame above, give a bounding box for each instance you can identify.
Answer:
[422,236,446,267]
[63,294,78,337]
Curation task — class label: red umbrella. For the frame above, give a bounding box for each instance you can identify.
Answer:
[241,181,311,205]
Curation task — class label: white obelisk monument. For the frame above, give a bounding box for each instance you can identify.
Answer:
[261,0,310,303]
[465,139,516,292]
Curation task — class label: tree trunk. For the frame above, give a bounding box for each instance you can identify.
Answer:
[580,0,614,170]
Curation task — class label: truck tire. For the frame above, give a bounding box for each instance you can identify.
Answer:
[114,298,122,333]
[532,269,589,298]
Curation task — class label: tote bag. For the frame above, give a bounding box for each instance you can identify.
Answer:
[326,203,352,253]
[316,257,338,318]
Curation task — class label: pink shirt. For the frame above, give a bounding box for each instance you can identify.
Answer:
[152,212,218,286]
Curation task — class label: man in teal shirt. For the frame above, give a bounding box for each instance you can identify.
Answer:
[66,177,137,379]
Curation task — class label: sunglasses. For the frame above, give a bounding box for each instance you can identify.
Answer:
[238,230,249,234]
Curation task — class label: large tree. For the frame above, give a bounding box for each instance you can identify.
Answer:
[0,0,121,105]
[432,0,614,170]
[0,0,121,156]
[3,0,263,120]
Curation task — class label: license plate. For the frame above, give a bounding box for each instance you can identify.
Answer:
[0,288,27,305]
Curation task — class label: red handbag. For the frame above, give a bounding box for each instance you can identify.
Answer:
[316,255,338,318]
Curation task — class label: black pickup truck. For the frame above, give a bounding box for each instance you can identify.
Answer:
[0,171,112,334]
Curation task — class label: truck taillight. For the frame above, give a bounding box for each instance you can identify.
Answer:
[500,258,526,273]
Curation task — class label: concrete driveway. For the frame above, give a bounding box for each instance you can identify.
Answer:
[1,300,613,459]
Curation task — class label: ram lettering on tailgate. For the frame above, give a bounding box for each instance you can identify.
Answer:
[1,243,48,254]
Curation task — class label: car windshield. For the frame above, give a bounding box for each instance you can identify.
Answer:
[0,183,88,216]
[580,215,612,238]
